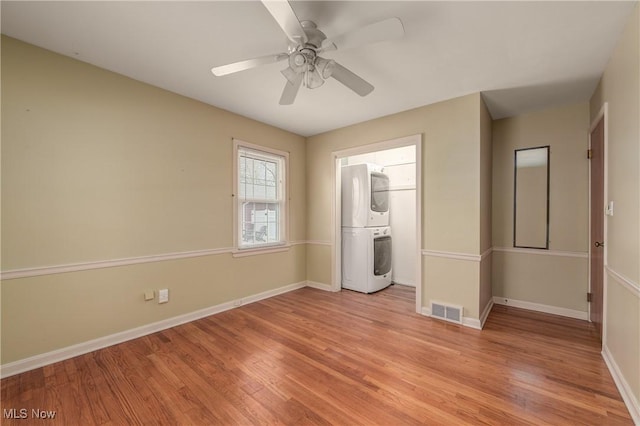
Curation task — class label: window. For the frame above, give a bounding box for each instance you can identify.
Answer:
[234,140,288,250]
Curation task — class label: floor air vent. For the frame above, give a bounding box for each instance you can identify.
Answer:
[430,301,463,324]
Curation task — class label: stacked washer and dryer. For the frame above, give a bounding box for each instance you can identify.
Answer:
[341,163,392,293]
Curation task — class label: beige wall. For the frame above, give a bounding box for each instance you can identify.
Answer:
[307,93,485,319]
[479,98,493,315]
[514,165,548,248]
[480,98,493,254]
[1,36,307,363]
[306,244,331,285]
[492,251,588,312]
[2,248,306,362]
[423,257,479,318]
[493,103,590,251]
[0,36,489,363]
[590,7,640,286]
[492,102,590,313]
[590,3,640,409]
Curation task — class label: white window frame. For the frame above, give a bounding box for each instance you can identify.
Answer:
[233,139,289,256]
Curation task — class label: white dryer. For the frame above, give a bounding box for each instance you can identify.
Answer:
[341,163,390,228]
[341,226,392,293]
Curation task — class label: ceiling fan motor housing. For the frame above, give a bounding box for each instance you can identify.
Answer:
[287,22,336,83]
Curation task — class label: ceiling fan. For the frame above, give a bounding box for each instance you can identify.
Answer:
[211,0,404,105]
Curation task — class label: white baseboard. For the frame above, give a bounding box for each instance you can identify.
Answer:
[305,281,334,292]
[462,316,482,330]
[492,297,588,320]
[420,307,482,330]
[602,345,640,424]
[479,299,494,329]
[391,279,416,287]
[0,281,307,379]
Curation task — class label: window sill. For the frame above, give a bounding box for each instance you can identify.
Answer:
[232,243,291,258]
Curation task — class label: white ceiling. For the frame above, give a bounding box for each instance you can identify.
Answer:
[1,1,636,137]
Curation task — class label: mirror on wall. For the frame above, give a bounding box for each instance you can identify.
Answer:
[514,146,550,249]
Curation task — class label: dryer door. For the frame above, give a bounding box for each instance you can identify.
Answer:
[373,235,392,276]
[370,172,389,213]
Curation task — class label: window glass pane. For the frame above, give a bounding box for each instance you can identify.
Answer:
[239,152,279,202]
[237,145,285,248]
[244,157,255,199]
[266,203,279,242]
[266,161,277,200]
[239,155,246,198]
[240,201,279,245]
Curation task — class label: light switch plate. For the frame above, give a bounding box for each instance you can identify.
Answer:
[144,290,154,301]
[158,289,169,304]
[606,201,614,216]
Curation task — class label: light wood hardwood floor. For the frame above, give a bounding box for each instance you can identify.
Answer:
[1,285,633,425]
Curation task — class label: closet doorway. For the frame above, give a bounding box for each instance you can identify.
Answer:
[332,134,422,313]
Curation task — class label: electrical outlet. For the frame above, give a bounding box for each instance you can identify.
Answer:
[158,289,169,304]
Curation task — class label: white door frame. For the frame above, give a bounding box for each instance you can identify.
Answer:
[331,134,423,314]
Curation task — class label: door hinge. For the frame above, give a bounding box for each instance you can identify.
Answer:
[587,292,592,302]
[587,149,593,159]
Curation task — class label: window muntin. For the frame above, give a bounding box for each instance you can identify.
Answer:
[236,144,287,249]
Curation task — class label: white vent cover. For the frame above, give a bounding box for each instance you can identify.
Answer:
[430,301,463,324]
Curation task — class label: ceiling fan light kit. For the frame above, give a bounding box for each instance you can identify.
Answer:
[306,67,324,89]
[315,57,335,80]
[211,0,405,105]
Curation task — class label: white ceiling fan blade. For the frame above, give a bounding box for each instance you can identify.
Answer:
[322,17,404,51]
[330,62,374,97]
[262,0,308,45]
[211,53,288,76]
[279,72,303,105]
[281,66,299,84]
